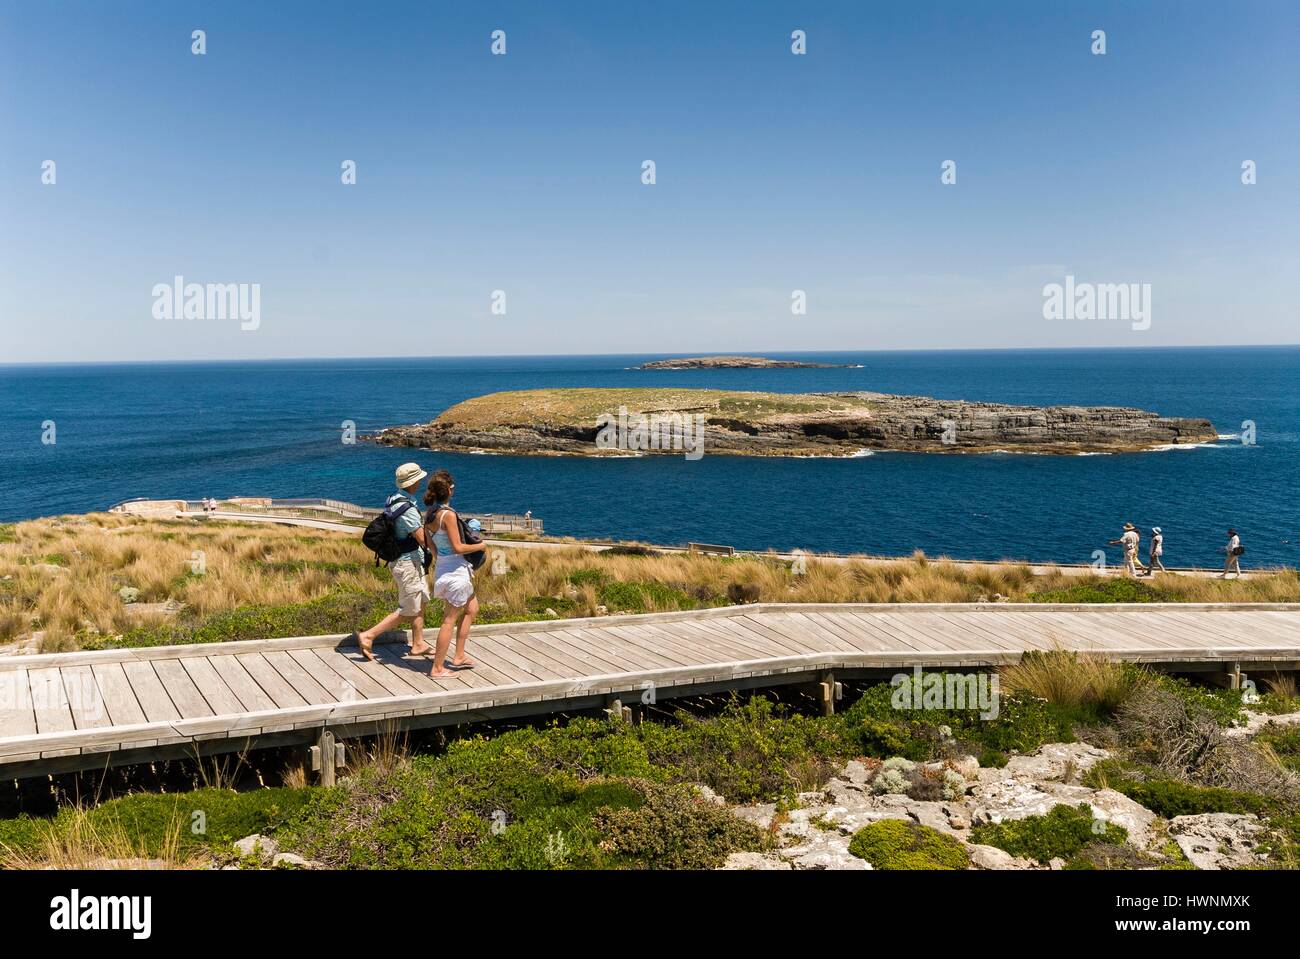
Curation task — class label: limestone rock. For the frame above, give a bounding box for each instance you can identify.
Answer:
[967,844,1034,870]
[720,851,792,870]
[234,834,278,861]
[271,852,319,869]
[1169,814,1268,870]
[692,784,726,806]
[729,803,777,830]
[999,743,1111,783]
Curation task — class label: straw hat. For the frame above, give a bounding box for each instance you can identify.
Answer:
[1123,522,1136,530]
[395,462,428,489]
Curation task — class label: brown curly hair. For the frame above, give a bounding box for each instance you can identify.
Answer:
[424,469,454,507]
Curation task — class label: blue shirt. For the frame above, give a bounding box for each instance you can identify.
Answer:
[387,492,427,568]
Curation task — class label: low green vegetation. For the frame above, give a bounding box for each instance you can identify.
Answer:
[848,819,970,870]
[0,787,315,860]
[843,673,1074,762]
[971,803,1128,864]
[1028,578,1176,604]
[277,715,771,869]
[1085,760,1271,818]
[85,588,401,649]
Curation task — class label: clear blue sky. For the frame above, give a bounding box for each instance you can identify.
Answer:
[1,0,1296,362]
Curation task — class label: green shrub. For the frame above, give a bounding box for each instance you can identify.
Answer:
[0,787,317,860]
[94,588,399,648]
[592,779,767,869]
[0,814,48,856]
[597,580,695,612]
[568,567,610,587]
[848,819,969,870]
[1028,578,1175,604]
[636,697,854,803]
[526,595,577,616]
[1258,726,1300,773]
[1085,760,1271,817]
[970,803,1128,864]
[277,715,775,869]
[1149,674,1245,728]
[842,674,1061,762]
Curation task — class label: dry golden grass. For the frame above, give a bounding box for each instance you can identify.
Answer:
[2,513,1297,652]
[0,806,203,870]
[1000,648,1151,712]
[0,514,388,648]
[1264,672,1299,700]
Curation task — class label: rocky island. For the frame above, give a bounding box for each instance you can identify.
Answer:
[636,355,859,369]
[369,387,1217,457]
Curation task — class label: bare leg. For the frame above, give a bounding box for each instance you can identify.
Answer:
[410,602,430,655]
[358,610,409,660]
[453,595,478,667]
[431,604,464,677]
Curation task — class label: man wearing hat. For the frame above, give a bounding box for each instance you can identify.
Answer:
[1145,527,1167,576]
[1107,523,1142,577]
[353,462,432,660]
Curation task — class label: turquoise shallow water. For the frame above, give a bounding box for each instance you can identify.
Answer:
[1,346,1296,568]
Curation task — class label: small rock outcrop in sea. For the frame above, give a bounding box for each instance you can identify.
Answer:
[369,387,1217,457]
[635,355,857,370]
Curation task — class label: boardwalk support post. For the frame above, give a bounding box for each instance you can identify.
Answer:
[818,671,841,716]
[606,697,631,723]
[310,727,338,786]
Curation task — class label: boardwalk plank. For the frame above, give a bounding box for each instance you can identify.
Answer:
[181,657,247,716]
[152,660,214,718]
[4,604,1300,777]
[62,665,113,729]
[122,661,181,722]
[27,668,75,734]
[0,670,37,738]
[209,656,279,712]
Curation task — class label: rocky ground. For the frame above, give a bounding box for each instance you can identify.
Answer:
[718,730,1293,871]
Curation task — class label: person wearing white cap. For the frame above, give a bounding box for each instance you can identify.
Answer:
[1107,522,1141,577]
[1145,527,1167,576]
[352,462,431,661]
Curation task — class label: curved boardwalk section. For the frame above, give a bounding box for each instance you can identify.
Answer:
[1,603,1297,778]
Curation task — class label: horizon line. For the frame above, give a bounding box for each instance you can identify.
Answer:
[3,342,1298,369]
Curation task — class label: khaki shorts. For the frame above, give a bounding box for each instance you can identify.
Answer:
[392,559,430,616]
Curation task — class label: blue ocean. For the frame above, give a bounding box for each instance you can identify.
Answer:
[1,347,1296,569]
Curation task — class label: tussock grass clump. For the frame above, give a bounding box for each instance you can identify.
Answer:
[1000,650,1151,717]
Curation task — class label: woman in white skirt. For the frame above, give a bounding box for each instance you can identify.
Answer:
[423,470,486,677]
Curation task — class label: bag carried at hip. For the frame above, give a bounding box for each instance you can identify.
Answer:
[427,505,487,571]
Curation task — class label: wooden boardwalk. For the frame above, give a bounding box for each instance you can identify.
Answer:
[1,603,1298,779]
